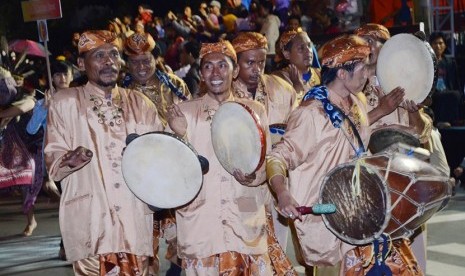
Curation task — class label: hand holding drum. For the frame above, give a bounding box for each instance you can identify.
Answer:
[211,102,266,178]
[376,33,436,104]
[121,132,206,209]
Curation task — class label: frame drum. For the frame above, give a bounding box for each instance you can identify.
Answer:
[377,33,436,104]
[122,132,203,209]
[368,127,420,154]
[211,101,266,175]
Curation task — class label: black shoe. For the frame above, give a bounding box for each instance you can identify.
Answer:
[166,262,182,276]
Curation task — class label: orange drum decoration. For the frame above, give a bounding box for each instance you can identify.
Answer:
[319,151,451,245]
[211,101,266,175]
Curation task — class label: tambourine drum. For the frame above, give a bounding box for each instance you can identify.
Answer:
[211,101,266,175]
[319,151,451,245]
[368,127,420,154]
[269,123,286,146]
[121,132,203,209]
[377,33,436,104]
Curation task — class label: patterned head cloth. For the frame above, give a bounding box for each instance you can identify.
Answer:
[354,23,391,42]
[320,35,371,68]
[199,41,237,64]
[279,27,308,52]
[124,33,156,56]
[78,30,122,55]
[231,32,268,53]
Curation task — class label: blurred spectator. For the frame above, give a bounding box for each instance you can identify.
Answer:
[179,41,201,98]
[335,0,363,31]
[137,4,154,25]
[167,11,192,39]
[134,20,145,34]
[307,0,333,34]
[27,60,73,260]
[429,32,462,125]
[287,15,301,31]
[164,28,184,71]
[222,5,238,35]
[273,0,290,31]
[325,11,343,34]
[258,0,280,72]
[0,69,39,238]
[369,0,402,27]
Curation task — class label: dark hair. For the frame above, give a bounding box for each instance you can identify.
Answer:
[151,44,162,59]
[184,41,201,59]
[259,0,273,13]
[321,62,359,85]
[288,15,301,25]
[51,61,71,76]
[429,31,447,44]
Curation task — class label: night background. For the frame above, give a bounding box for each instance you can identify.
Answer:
[0,0,203,55]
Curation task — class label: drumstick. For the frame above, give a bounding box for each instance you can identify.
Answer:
[296,204,336,215]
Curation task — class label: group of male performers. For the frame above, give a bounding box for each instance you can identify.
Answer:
[44,23,439,275]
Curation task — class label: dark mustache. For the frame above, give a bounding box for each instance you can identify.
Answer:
[99,68,118,75]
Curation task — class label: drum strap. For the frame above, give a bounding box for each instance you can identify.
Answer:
[366,234,392,276]
[155,70,189,101]
[303,85,365,156]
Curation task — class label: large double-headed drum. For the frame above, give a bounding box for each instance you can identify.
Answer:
[377,33,437,104]
[211,101,266,175]
[319,150,451,245]
[121,132,203,209]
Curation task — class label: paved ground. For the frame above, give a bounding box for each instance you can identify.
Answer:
[1,188,464,276]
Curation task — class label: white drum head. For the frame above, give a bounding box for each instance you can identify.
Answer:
[211,102,266,175]
[377,33,435,104]
[122,132,203,209]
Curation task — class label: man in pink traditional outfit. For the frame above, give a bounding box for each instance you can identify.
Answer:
[273,28,321,103]
[44,30,163,275]
[166,40,293,275]
[266,35,407,275]
[340,23,432,276]
[354,23,431,140]
[124,32,189,275]
[124,32,191,128]
[231,31,297,251]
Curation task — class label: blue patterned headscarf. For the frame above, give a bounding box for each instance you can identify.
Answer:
[303,85,365,156]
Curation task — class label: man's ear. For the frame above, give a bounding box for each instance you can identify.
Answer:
[77,57,85,71]
[336,68,346,80]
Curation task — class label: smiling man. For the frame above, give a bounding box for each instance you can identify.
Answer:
[124,33,191,127]
[166,41,278,275]
[44,30,163,275]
